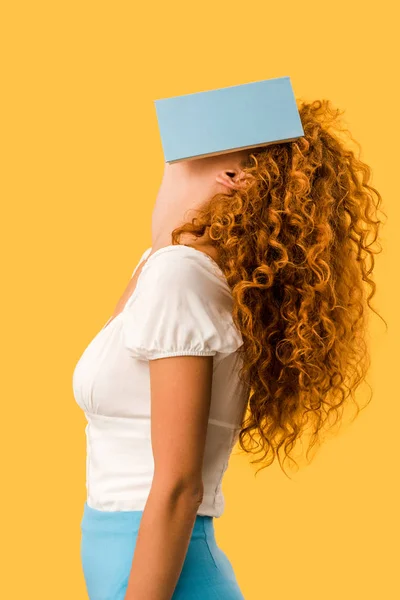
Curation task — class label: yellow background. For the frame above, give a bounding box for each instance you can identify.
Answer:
[1,1,398,598]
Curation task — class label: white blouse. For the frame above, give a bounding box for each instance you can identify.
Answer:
[72,244,248,517]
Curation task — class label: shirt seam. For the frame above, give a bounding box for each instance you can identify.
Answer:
[147,350,217,359]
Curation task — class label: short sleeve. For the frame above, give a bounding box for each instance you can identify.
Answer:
[122,247,243,360]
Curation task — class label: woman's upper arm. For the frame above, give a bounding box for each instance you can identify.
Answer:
[121,249,244,496]
[149,354,214,499]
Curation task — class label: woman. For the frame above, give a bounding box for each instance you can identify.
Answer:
[72,99,384,600]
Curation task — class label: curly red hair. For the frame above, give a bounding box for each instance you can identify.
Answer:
[171,99,386,477]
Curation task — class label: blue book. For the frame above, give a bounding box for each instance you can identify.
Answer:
[154,76,304,163]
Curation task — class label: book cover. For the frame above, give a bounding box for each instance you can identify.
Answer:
[154,76,304,163]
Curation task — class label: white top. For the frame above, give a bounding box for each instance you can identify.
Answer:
[72,244,248,517]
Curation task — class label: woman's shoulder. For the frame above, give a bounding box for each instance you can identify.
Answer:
[140,243,229,294]
[123,244,242,359]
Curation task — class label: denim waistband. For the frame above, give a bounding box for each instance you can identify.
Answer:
[80,501,215,540]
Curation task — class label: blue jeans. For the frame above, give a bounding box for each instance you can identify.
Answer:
[80,502,245,599]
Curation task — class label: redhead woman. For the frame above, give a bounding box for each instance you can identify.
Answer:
[72,99,384,600]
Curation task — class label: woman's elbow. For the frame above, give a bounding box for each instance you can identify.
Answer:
[151,475,204,508]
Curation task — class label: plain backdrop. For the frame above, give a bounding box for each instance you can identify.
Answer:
[1,1,398,599]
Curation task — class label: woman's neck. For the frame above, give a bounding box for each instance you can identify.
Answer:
[151,163,215,250]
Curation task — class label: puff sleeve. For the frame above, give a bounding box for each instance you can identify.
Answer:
[122,247,243,360]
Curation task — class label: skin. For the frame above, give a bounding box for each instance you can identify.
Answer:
[107,149,252,329]
[108,149,252,600]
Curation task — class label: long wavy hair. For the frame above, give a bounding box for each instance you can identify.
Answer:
[171,99,386,478]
